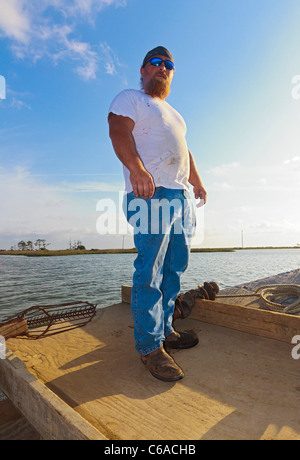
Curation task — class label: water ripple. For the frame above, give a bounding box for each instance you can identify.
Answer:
[0,249,299,320]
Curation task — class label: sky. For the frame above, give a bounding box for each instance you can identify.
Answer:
[0,0,300,250]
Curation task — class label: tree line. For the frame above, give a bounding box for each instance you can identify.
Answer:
[14,239,50,251]
[12,239,86,251]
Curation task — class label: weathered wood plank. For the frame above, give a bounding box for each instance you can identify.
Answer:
[0,351,105,440]
[121,285,132,304]
[0,399,40,440]
[190,298,300,343]
[121,285,300,343]
[0,319,28,339]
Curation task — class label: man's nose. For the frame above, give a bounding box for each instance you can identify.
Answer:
[158,62,167,70]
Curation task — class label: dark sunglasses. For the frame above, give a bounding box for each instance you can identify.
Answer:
[147,57,174,71]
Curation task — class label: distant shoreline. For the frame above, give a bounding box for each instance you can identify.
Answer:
[0,247,299,257]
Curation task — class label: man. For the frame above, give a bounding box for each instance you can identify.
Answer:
[108,46,207,382]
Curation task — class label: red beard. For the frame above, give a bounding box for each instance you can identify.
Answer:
[144,75,171,99]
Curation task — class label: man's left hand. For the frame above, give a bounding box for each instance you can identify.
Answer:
[193,185,207,205]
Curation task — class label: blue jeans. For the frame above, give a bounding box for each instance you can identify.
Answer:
[124,187,195,356]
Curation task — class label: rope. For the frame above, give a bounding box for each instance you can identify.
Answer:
[217,284,300,314]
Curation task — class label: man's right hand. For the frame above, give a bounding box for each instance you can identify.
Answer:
[130,168,155,199]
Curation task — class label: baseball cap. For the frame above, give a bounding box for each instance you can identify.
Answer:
[142,46,174,68]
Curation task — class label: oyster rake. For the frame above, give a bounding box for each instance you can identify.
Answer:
[0,301,97,340]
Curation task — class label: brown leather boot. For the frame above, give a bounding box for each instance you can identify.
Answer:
[164,330,199,349]
[141,346,184,382]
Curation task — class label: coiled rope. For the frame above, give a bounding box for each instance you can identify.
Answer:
[217,284,300,314]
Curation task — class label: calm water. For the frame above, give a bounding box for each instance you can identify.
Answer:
[0,249,299,320]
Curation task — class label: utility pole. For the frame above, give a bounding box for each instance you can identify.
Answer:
[241,229,244,249]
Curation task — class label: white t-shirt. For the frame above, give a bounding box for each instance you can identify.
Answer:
[108,89,190,193]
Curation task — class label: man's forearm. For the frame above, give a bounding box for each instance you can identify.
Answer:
[188,151,204,186]
[188,150,207,203]
[108,114,155,198]
[109,122,144,173]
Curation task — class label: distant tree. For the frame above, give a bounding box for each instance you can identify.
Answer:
[27,241,34,250]
[69,239,85,250]
[34,239,51,250]
[18,241,27,251]
[34,239,42,250]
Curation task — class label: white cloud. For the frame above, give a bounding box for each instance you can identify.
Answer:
[0,166,126,248]
[0,167,75,235]
[0,163,298,250]
[75,59,98,80]
[9,97,31,110]
[59,0,127,17]
[208,162,240,177]
[99,42,122,76]
[283,156,300,165]
[0,0,30,43]
[202,159,300,247]
[207,160,300,192]
[0,0,124,80]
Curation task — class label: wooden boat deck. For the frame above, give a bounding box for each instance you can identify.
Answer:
[1,269,300,440]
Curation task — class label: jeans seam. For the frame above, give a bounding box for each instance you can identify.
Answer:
[133,231,142,352]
